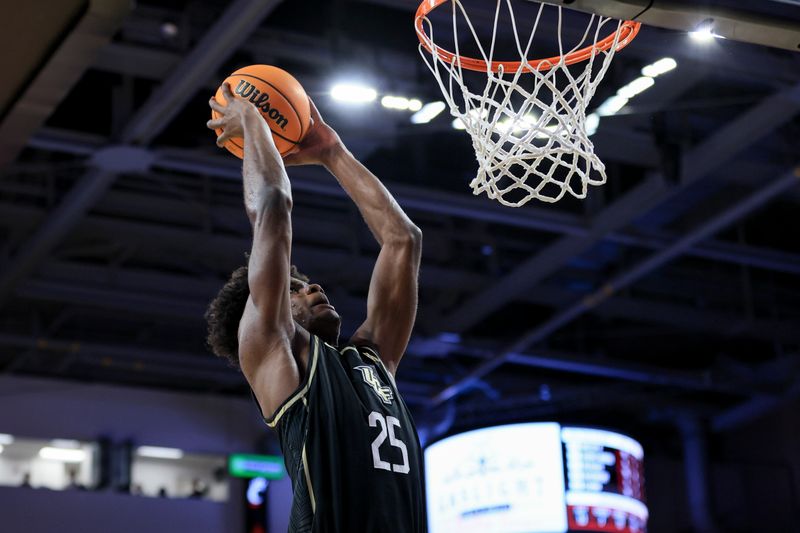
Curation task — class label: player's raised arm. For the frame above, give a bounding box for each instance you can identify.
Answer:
[208,83,305,416]
[284,100,422,375]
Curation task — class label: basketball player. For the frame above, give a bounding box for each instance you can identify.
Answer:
[205,82,426,532]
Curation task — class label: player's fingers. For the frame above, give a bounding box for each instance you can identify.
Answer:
[209,97,225,112]
[207,117,224,130]
[216,130,231,147]
[221,82,235,101]
[308,98,322,122]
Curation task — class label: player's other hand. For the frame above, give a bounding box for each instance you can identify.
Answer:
[283,98,342,167]
[207,82,258,147]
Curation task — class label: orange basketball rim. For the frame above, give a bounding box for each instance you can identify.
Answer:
[415,0,642,73]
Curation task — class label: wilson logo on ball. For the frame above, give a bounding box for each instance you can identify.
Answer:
[234,80,289,130]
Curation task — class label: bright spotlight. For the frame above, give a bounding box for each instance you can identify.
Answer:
[331,83,377,104]
[411,101,446,124]
[136,446,184,459]
[617,76,655,99]
[597,95,630,116]
[381,95,409,110]
[382,96,424,112]
[586,113,600,136]
[50,439,81,449]
[451,118,466,130]
[0,434,13,445]
[39,447,86,462]
[495,113,538,134]
[642,57,677,78]
[690,19,721,42]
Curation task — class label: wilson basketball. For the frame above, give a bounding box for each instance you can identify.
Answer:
[212,65,311,157]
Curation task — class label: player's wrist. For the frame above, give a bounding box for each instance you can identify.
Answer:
[240,104,263,125]
[321,141,349,169]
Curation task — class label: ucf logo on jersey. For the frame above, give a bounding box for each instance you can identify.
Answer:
[354,365,393,405]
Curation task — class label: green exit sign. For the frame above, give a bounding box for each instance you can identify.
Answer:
[228,454,286,479]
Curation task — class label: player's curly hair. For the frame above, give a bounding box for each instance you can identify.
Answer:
[205,260,309,368]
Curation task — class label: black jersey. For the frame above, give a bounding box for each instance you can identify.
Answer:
[264,334,427,533]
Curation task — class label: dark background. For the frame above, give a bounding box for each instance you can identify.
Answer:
[1,1,799,531]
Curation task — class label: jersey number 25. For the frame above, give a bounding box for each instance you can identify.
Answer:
[368,411,410,474]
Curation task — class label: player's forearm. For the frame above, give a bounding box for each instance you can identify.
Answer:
[242,108,292,223]
[324,144,418,245]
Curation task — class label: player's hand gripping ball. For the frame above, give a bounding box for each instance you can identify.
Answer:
[210,65,311,157]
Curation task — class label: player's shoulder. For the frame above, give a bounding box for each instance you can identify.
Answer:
[343,338,398,384]
[343,334,380,356]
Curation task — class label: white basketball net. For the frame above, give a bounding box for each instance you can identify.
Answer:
[417,1,626,206]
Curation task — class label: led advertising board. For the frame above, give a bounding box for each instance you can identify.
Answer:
[425,424,647,533]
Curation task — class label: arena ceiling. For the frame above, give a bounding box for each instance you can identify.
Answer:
[1,0,799,444]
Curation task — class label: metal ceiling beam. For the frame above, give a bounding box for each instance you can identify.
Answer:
[711,377,800,432]
[524,285,800,345]
[432,166,800,405]
[371,0,800,84]
[0,0,129,166]
[7,277,756,395]
[4,187,800,302]
[24,129,800,276]
[10,249,799,345]
[0,331,435,403]
[0,167,116,306]
[441,82,800,333]
[3,193,800,333]
[541,0,800,52]
[440,175,668,332]
[0,332,239,382]
[442,342,745,394]
[121,0,285,145]
[26,128,589,235]
[0,0,285,310]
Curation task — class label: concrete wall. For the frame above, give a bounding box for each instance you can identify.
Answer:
[0,375,275,533]
[0,486,242,533]
[0,375,266,453]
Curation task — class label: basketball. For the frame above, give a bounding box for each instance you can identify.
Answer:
[211,65,311,157]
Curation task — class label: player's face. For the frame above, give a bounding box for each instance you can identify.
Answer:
[290,277,341,343]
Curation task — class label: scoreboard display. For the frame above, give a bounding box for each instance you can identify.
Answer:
[562,427,646,532]
[425,423,647,533]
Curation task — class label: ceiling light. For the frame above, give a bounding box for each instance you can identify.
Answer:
[160,21,179,39]
[617,76,655,98]
[39,447,86,462]
[381,96,424,112]
[331,83,377,104]
[496,113,538,134]
[596,95,629,116]
[0,434,13,445]
[451,118,466,130]
[690,19,721,42]
[535,122,564,140]
[136,446,184,460]
[50,439,81,449]
[411,101,446,124]
[381,95,412,110]
[586,113,600,136]
[641,57,677,78]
